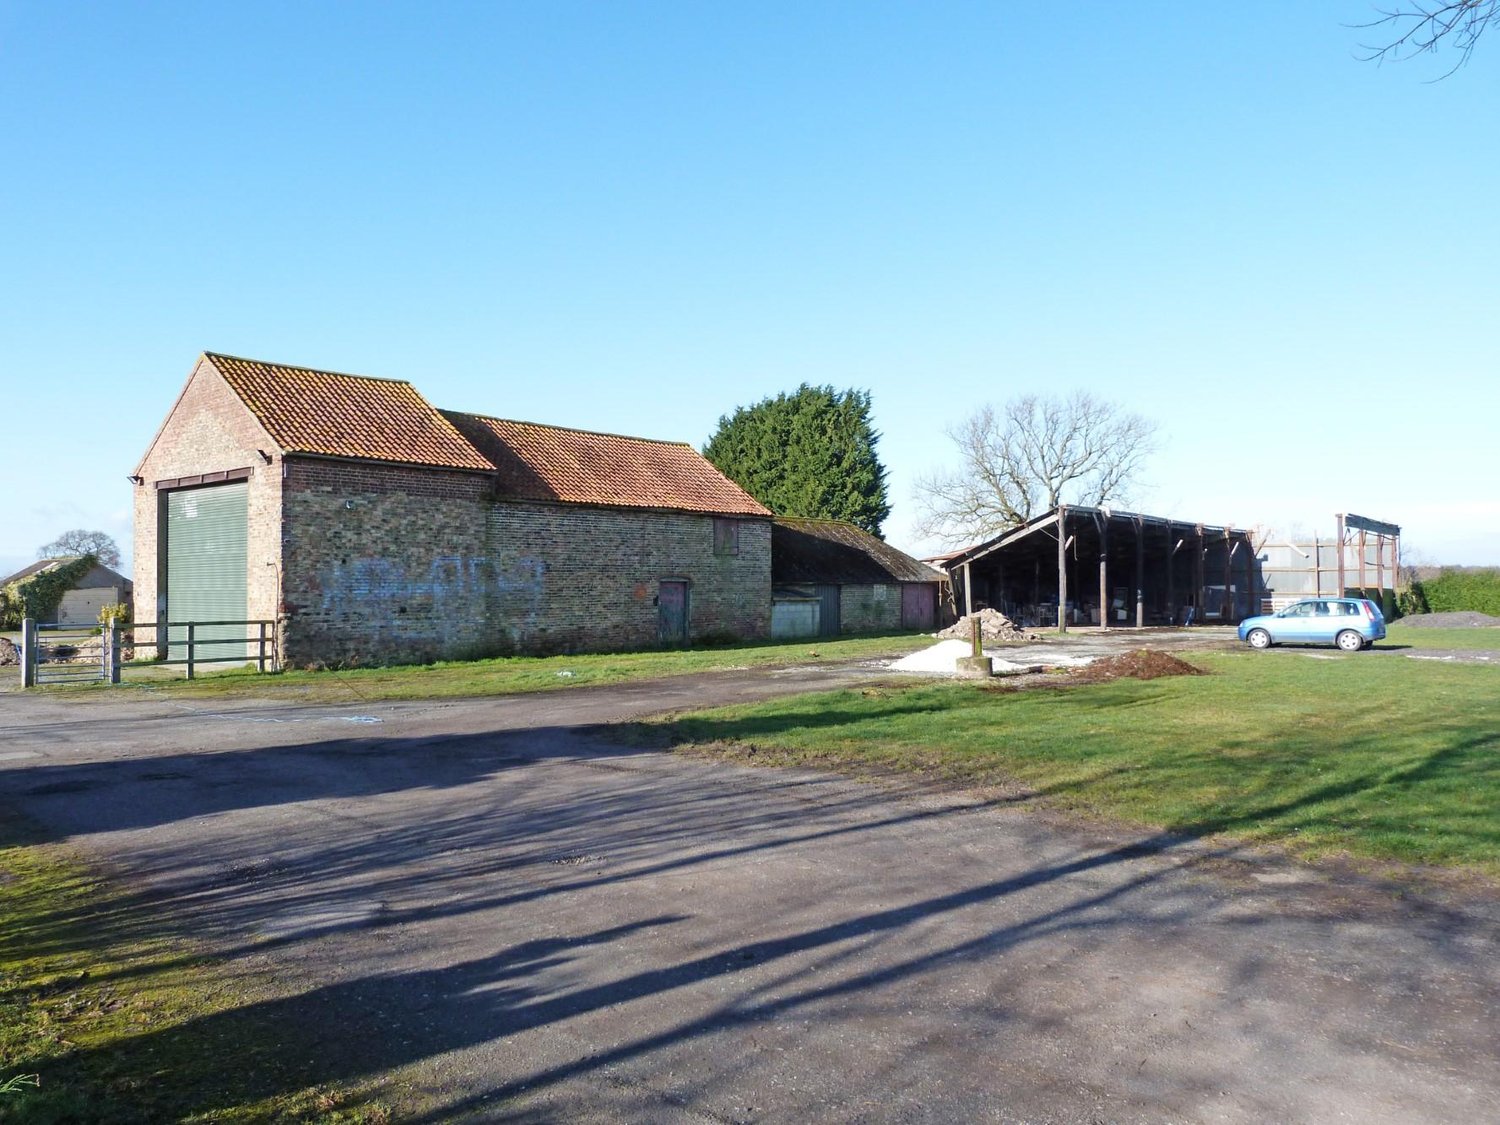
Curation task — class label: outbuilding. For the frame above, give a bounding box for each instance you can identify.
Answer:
[0,558,133,626]
[132,353,773,665]
[770,517,946,637]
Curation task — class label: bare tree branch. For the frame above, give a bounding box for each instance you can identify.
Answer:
[913,392,1157,548]
[1356,1,1497,75]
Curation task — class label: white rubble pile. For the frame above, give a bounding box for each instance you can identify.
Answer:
[936,608,1040,643]
[887,639,1094,677]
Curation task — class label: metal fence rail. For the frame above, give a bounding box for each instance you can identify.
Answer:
[21,618,278,686]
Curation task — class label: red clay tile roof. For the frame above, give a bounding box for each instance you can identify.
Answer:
[444,412,771,516]
[207,353,493,472]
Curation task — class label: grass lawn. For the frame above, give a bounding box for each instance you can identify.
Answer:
[79,631,935,703]
[624,649,1500,878]
[1380,624,1500,650]
[0,817,394,1123]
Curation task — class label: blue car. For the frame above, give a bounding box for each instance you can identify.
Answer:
[1238,597,1387,652]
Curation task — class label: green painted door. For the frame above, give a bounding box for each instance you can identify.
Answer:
[165,482,248,661]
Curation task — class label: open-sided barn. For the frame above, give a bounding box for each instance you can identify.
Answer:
[941,505,1260,629]
[132,353,772,665]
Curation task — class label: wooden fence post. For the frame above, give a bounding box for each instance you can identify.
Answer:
[20,618,36,689]
[106,624,121,684]
[186,623,196,680]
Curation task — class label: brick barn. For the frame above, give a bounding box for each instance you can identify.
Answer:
[770,517,947,638]
[132,353,772,666]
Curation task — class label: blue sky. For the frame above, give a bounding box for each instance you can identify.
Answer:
[2,1,1496,580]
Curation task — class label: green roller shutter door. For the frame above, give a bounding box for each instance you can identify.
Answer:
[165,482,248,661]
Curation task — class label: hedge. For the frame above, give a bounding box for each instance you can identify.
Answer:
[1409,568,1500,618]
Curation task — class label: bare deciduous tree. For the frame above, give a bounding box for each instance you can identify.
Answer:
[37,529,121,568]
[1358,1,1497,73]
[914,393,1157,547]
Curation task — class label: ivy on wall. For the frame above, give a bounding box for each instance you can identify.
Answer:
[0,555,98,628]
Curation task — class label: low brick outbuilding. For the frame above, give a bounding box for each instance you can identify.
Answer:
[132,353,772,665]
[770,517,947,637]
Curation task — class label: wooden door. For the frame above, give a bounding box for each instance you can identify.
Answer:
[901,583,935,630]
[658,580,689,644]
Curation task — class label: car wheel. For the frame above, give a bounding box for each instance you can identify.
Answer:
[1246,628,1271,650]
[1335,630,1364,653]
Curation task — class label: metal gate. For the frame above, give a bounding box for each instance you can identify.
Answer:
[19,620,107,686]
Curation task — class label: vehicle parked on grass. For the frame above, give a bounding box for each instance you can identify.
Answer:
[1238,597,1387,652]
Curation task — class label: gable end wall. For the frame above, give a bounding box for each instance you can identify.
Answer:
[132,357,282,643]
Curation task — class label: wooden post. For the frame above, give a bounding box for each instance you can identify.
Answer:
[1098,515,1109,631]
[257,622,267,674]
[1336,514,1346,597]
[106,624,121,684]
[1222,531,1233,622]
[1194,525,1206,626]
[20,618,36,689]
[1359,529,1368,596]
[1056,506,1068,632]
[186,622,196,681]
[1166,524,1176,625]
[1134,517,1144,628]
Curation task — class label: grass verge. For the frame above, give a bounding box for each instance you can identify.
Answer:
[82,632,936,703]
[0,814,391,1123]
[621,650,1500,878]
[1380,624,1500,650]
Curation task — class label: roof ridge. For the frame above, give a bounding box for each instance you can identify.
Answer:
[205,352,415,386]
[444,410,694,449]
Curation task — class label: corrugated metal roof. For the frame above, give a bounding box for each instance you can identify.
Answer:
[444,412,772,517]
[772,518,943,585]
[207,353,494,472]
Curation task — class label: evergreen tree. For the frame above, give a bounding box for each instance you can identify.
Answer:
[704,385,890,537]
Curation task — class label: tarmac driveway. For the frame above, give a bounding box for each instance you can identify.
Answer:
[3,670,1497,1123]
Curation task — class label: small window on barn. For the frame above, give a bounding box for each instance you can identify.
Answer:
[714,518,740,556]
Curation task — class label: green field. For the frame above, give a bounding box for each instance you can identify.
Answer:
[626,648,1500,877]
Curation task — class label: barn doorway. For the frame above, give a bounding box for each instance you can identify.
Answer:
[163,481,248,660]
[657,580,689,644]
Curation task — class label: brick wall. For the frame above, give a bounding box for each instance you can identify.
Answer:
[131,356,282,648]
[279,459,495,665]
[839,583,903,633]
[280,461,772,665]
[482,505,770,655]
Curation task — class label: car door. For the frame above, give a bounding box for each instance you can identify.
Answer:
[1274,601,1318,643]
[1306,600,1341,643]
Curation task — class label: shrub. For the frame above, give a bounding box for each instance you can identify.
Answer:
[1409,568,1500,617]
[97,602,131,629]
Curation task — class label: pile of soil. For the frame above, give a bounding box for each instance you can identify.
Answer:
[937,608,1040,643]
[1394,611,1500,628]
[0,637,18,666]
[1066,649,1205,684]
